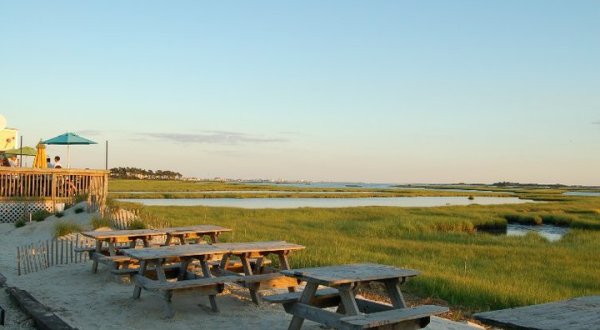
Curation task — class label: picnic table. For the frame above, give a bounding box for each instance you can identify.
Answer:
[213,241,305,304]
[124,244,240,318]
[164,225,231,245]
[81,229,167,273]
[265,263,448,330]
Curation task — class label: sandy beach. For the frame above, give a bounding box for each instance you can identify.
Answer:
[0,205,479,330]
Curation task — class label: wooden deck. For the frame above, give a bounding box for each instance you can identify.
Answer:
[0,167,108,213]
[473,296,600,330]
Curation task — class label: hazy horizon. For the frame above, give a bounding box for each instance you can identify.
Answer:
[1,1,598,185]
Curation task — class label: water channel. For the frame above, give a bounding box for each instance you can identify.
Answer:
[118,196,535,208]
[506,224,569,242]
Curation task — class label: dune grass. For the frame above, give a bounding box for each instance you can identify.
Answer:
[118,198,600,313]
[53,221,83,238]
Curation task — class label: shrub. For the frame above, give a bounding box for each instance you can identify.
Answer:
[14,219,26,228]
[53,221,83,238]
[74,207,85,214]
[55,211,65,218]
[91,216,112,229]
[74,193,88,204]
[31,210,52,222]
[127,220,147,230]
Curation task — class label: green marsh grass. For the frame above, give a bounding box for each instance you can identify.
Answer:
[123,200,600,313]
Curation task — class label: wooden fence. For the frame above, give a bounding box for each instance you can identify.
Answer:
[16,234,95,276]
[109,207,170,230]
[0,167,109,214]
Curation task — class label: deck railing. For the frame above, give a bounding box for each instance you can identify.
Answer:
[0,167,109,212]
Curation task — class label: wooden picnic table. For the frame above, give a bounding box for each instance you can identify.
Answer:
[124,243,239,318]
[212,241,305,304]
[267,263,448,330]
[164,225,231,245]
[81,229,168,273]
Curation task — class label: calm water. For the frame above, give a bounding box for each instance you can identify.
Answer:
[119,190,376,194]
[118,196,535,208]
[506,224,569,242]
[564,191,600,197]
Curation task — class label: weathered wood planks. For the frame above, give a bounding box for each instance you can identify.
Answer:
[282,263,419,286]
[473,296,600,330]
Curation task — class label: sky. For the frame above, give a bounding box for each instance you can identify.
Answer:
[1,1,599,185]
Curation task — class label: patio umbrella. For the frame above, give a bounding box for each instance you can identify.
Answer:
[33,142,47,169]
[43,132,97,168]
[3,146,37,157]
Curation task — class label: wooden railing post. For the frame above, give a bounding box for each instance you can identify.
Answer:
[51,172,57,212]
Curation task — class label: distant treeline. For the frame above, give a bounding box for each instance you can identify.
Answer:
[110,167,183,180]
[493,181,567,188]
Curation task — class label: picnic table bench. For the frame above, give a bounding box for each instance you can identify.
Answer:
[125,244,240,318]
[212,241,305,304]
[123,240,305,317]
[265,263,448,330]
[80,226,233,273]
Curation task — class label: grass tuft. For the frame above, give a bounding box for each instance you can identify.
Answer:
[91,216,112,229]
[53,221,83,238]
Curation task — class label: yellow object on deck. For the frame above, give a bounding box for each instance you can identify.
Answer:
[33,143,47,168]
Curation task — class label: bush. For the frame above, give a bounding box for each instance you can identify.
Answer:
[53,221,83,238]
[74,207,85,214]
[55,211,64,218]
[505,213,543,225]
[14,219,26,228]
[31,210,52,222]
[91,216,112,229]
[127,219,147,230]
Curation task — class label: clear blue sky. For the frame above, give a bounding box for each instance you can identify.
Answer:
[1,1,599,184]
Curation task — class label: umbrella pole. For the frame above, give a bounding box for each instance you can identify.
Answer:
[67,145,71,168]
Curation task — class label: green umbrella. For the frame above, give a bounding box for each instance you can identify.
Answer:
[43,132,97,168]
[3,146,37,156]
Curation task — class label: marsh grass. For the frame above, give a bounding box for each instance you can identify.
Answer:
[108,179,508,199]
[121,199,600,312]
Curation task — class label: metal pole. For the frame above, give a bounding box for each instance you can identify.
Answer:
[19,135,23,167]
[105,140,108,170]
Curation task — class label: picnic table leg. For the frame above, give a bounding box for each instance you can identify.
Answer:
[91,240,102,273]
[154,258,176,318]
[142,237,150,248]
[277,252,296,293]
[200,259,219,312]
[178,258,191,281]
[240,253,261,304]
[337,283,360,316]
[108,241,117,256]
[219,253,231,271]
[383,278,407,308]
[164,235,172,246]
[132,260,148,299]
[288,282,319,330]
[209,233,219,243]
